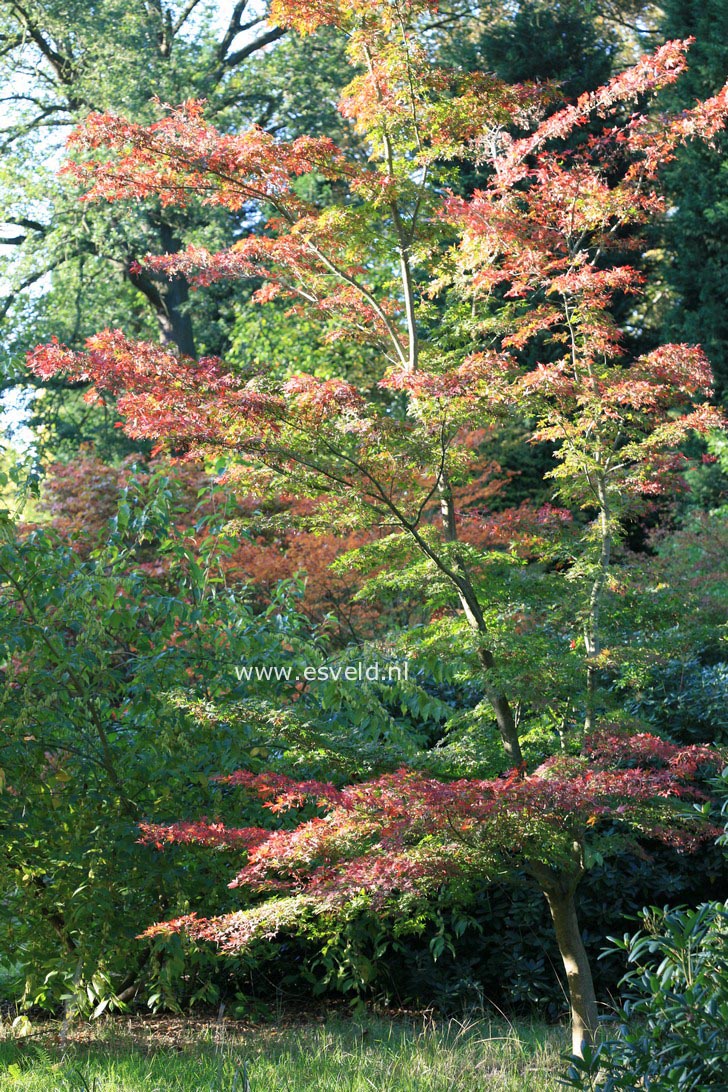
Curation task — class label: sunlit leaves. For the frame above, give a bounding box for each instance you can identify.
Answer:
[140,729,724,951]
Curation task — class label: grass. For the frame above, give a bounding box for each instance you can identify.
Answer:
[0,1013,567,1090]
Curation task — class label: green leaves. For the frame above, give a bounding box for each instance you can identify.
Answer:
[561,901,728,1090]
[0,482,338,1011]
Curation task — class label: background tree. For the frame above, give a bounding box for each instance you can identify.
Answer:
[0,0,292,457]
[657,0,728,404]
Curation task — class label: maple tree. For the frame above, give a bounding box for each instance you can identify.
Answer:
[140,729,723,1056]
[26,0,728,1052]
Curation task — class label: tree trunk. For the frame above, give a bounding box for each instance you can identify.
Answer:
[583,475,612,733]
[542,876,599,1056]
[437,473,524,767]
[157,222,196,357]
[127,221,196,357]
[477,648,523,767]
[158,270,196,357]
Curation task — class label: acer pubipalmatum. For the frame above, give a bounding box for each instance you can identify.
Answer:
[28,0,728,1053]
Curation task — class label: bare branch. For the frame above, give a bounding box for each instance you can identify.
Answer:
[0,103,72,149]
[8,2,78,89]
[170,0,206,36]
[0,32,24,58]
[216,0,251,61]
[223,25,286,69]
[2,217,47,234]
[0,253,71,321]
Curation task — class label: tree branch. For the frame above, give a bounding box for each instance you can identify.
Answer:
[223,25,286,70]
[170,0,206,38]
[1,216,47,235]
[0,255,69,321]
[8,2,78,90]
[0,103,72,151]
[216,0,251,61]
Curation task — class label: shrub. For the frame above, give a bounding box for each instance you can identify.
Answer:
[561,900,728,1091]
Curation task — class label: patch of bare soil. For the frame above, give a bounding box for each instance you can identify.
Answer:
[3,1004,351,1055]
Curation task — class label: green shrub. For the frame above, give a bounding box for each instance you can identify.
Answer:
[561,901,728,1091]
[626,659,728,746]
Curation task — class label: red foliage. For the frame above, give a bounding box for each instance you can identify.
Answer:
[26,26,728,973]
[220,524,378,635]
[29,42,726,506]
[37,448,138,552]
[34,447,214,551]
[268,0,438,34]
[139,730,724,950]
[31,446,380,633]
[138,819,271,851]
[63,102,355,210]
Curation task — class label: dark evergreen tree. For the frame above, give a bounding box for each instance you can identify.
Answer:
[659,0,728,403]
[477,0,616,96]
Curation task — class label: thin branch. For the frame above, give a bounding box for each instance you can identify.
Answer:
[170,0,206,37]
[0,32,24,58]
[0,255,69,321]
[302,236,409,368]
[361,41,419,371]
[0,104,72,151]
[0,734,113,773]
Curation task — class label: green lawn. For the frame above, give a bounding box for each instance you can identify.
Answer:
[0,1014,567,1090]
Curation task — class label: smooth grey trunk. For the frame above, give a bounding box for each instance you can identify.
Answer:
[537,870,598,1056]
[394,231,418,371]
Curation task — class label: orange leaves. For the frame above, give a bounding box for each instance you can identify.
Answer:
[492,39,696,183]
[29,328,228,398]
[435,51,726,513]
[137,820,270,851]
[634,345,715,399]
[26,329,285,449]
[65,104,352,215]
[218,770,345,816]
[444,42,728,371]
[624,83,728,180]
[25,31,728,688]
[282,374,364,420]
[269,0,438,35]
[53,36,728,427]
[25,336,79,379]
[269,0,370,33]
[462,501,575,559]
[381,351,514,402]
